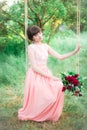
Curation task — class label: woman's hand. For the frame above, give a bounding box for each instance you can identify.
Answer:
[74,43,81,54]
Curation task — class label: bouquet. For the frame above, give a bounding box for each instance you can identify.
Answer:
[61,72,83,96]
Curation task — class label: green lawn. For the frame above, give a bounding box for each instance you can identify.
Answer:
[0,32,87,130]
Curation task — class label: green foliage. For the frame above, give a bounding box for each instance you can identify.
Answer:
[0,52,25,87]
[0,1,8,36]
[28,0,66,42]
[28,0,66,26]
[0,0,87,53]
[0,36,25,55]
[62,0,77,31]
[81,0,87,31]
[0,1,25,53]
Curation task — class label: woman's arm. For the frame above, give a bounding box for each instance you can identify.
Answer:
[47,43,81,60]
[28,46,58,80]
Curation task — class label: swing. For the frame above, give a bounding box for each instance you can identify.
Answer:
[18,1,83,122]
[24,0,81,73]
[76,0,81,74]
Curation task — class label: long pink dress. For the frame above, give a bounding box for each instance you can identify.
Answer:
[18,44,64,122]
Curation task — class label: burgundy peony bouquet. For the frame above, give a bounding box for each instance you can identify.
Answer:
[61,72,83,96]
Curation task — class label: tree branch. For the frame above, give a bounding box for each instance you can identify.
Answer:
[28,2,41,22]
[7,26,25,40]
[1,9,24,27]
[43,8,58,25]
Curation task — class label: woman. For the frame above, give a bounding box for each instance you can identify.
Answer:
[18,25,81,122]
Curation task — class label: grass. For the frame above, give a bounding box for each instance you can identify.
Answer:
[0,32,87,130]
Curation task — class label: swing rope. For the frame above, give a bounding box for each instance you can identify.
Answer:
[76,0,81,74]
[25,0,28,72]
[24,0,81,74]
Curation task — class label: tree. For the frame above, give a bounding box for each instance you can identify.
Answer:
[28,0,66,41]
[60,0,87,32]
[0,1,25,53]
[0,0,66,45]
[28,0,66,29]
[0,1,8,36]
[0,0,86,52]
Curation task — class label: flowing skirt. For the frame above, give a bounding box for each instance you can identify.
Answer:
[18,66,64,122]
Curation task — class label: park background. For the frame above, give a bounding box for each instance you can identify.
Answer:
[0,0,87,130]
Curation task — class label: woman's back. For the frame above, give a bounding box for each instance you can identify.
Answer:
[28,44,48,67]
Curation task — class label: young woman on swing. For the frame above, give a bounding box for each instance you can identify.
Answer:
[18,25,81,122]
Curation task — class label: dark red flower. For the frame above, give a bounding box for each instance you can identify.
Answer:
[65,76,72,82]
[73,74,79,78]
[71,78,79,86]
[65,76,79,86]
[62,86,66,92]
[67,85,72,90]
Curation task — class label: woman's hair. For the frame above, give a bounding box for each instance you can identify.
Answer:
[27,25,41,41]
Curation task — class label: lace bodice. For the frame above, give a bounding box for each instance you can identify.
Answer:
[28,44,48,66]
